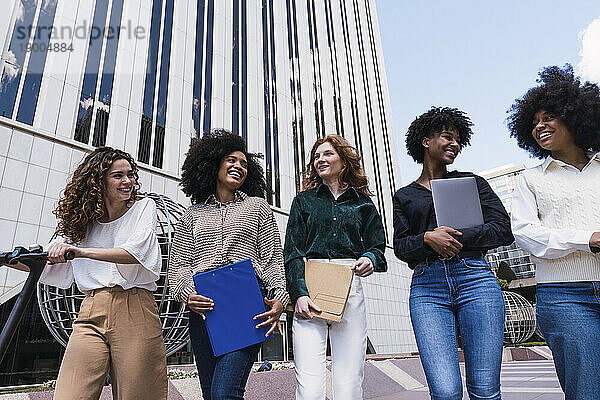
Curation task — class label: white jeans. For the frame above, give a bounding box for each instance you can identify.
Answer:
[293,259,367,400]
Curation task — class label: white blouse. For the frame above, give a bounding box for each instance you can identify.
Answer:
[39,197,162,293]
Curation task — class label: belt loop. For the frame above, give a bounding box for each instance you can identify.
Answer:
[90,289,96,297]
[131,288,138,295]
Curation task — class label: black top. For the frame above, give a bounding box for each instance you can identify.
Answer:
[392,171,514,269]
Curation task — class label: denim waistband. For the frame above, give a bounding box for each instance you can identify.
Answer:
[422,251,485,266]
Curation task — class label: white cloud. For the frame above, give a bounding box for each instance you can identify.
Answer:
[0,55,20,91]
[4,50,17,66]
[42,0,58,11]
[79,96,94,110]
[15,1,25,23]
[578,17,600,83]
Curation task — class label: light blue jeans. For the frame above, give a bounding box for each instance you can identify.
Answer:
[536,282,600,400]
[410,257,505,400]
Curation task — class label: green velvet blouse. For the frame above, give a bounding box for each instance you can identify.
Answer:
[284,184,387,303]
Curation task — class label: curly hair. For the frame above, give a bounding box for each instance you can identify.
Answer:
[180,129,267,203]
[303,135,373,197]
[405,106,473,163]
[507,64,600,159]
[54,147,140,244]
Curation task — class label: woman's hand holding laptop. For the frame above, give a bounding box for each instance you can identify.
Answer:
[424,226,463,259]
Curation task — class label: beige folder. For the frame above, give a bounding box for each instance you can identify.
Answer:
[288,261,354,322]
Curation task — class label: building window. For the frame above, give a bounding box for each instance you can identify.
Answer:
[232,0,239,135]
[240,0,247,141]
[138,0,174,169]
[75,0,110,144]
[201,0,214,136]
[139,0,163,163]
[285,0,305,193]
[306,0,325,138]
[351,0,387,238]
[16,1,58,125]
[363,0,395,191]
[339,0,363,160]
[73,0,125,147]
[154,0,174,168]
[258,0,282,206]
[91,0,125,147]
[191,0,205,138]
[324,0,344,137]
[0,0,57,124]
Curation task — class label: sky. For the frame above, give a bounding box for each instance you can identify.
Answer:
[375,0,600,185]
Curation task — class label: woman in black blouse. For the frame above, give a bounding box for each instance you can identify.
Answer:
[393,107,513,400]
[284,135,387,400]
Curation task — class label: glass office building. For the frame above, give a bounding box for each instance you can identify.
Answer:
[0,0,415,384]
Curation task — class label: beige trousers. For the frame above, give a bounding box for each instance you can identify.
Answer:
[53,286,168,400]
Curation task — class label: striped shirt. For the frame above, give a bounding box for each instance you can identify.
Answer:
[167,191,289,306]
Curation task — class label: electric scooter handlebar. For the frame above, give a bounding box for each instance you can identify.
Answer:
[0,245,76,363]
[0,246,75,266]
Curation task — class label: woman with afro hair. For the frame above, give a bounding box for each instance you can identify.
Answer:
[508,64,600,399]
[393,107,513,399]
[38,147,167,399]
[168,129,289,400]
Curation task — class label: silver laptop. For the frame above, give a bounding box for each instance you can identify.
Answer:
[430,177,484,229]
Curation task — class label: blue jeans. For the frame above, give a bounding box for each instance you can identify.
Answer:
[189,311,261,400]
[410,257,505,400]
[536,282,600,400]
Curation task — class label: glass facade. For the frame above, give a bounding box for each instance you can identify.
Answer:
[285,0,305,192]
[138,0,174,168]
[340,0,362,158]
[92,0,125,147]
[306,0,325,138]
[201,0,214,135]
[16,0,58,125]
[75,0,109,144]
[153,0,174,168]
[191,0,205,138]
[324,0,343,137]
[261,0,273,204]
[352,0,388,237]
[138,0,163,164]
[232,0,239,135]
[0,0,59,125]
[240,0,247,141]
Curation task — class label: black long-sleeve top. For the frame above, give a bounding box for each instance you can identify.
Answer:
[392,171,514,269]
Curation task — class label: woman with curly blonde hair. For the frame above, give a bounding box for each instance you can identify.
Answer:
[284,135,387,399]
[39,146,167,400]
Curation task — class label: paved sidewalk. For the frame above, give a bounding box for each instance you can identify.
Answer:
[0,360,562,399]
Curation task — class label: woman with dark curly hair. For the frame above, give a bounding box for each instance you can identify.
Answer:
[508,65,600,399]
[168,129,288,400]
[393,107,513,400]
[284,135,387,400]
[38,147,167,399]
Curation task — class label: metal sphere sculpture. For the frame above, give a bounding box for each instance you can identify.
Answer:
[36,193,190,356]
[502,291,536,345]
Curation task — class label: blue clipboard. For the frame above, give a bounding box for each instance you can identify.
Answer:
[192,259,272,356]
